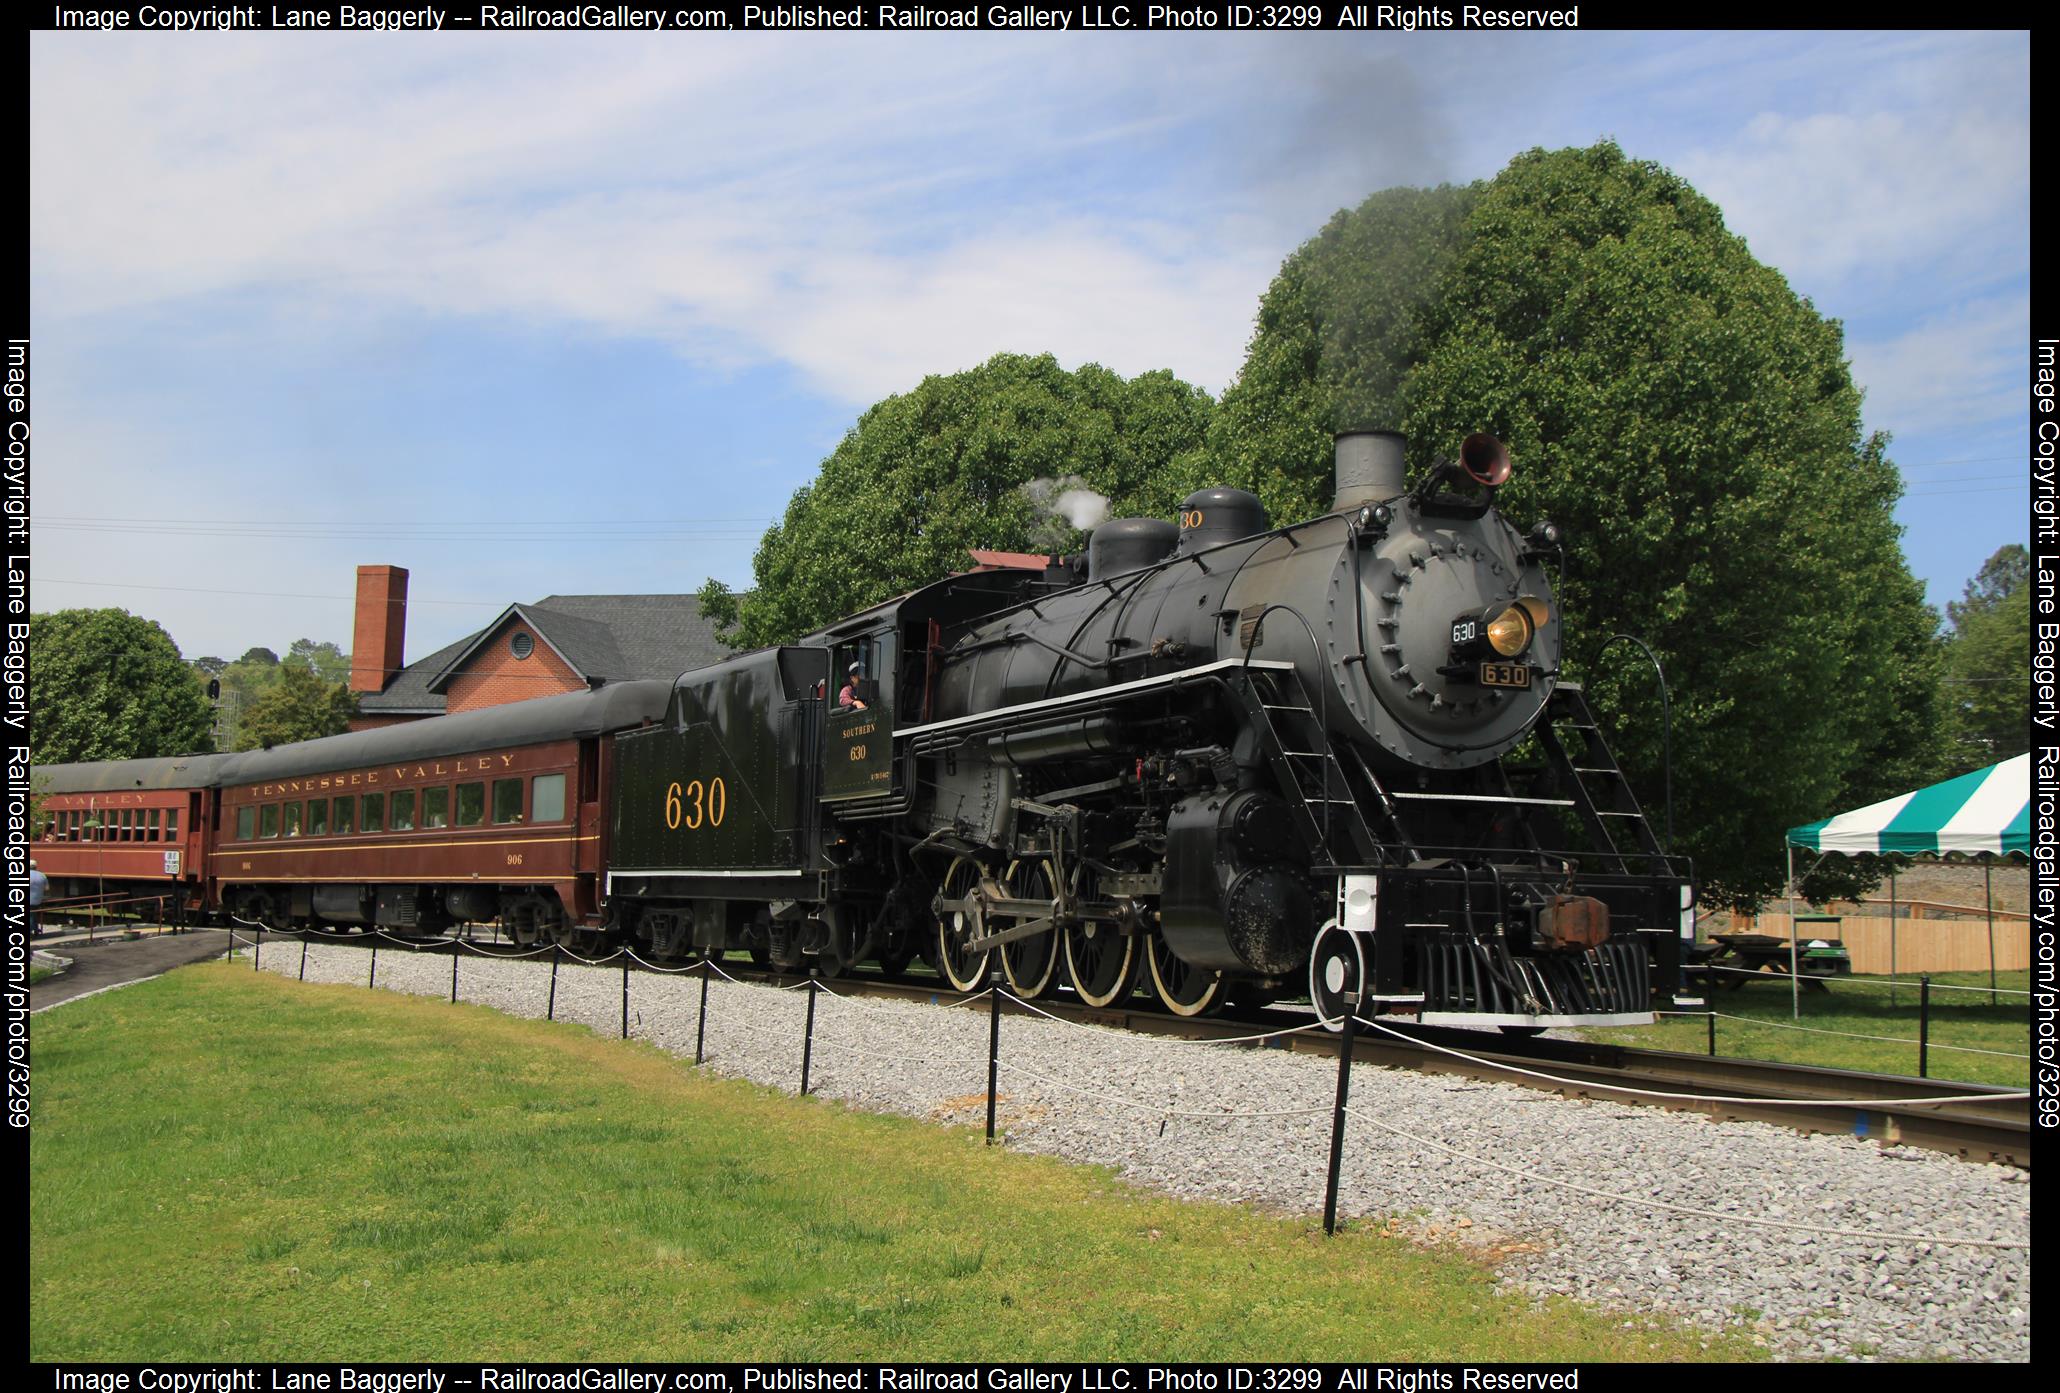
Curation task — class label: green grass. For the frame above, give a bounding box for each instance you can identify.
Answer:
[1587,969,2032,1087]
[29,964,56,987]
[32,963,1755,1363]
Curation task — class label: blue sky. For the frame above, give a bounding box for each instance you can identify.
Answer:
[30,29,2030,666]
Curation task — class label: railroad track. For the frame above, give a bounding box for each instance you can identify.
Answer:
[238,926,2034,1169]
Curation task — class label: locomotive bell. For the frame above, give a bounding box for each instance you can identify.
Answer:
[1460,432,1512,487]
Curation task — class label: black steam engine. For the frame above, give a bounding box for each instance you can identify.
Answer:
[608,431,1692,1028]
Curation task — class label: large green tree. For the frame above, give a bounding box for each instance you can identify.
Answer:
[1939,544,2030,771]
[30,609,216,764]
[704,352,1214,647]
[233,659,357,751]
[1223,142,1941,904]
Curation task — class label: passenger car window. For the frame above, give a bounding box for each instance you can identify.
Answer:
[260,805,280,839]
[334,797,354,834]
[282,802,302,838]
[391,790,416,831]
[424,787,449,829]
[306,799,329,836]
[237,807,255,841]
[362,793,385,833]
[491,778,523,824]
[531,773,566,823]
[456,782,485,827]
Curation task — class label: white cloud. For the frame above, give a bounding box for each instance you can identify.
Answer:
[1847,293,2028,440]
[1676,101,2028,298]
[30,35,1290,400]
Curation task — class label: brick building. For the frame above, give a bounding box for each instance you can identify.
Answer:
[346,564,730,730]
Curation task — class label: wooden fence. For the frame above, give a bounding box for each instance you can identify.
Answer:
[1730,911,2029,977]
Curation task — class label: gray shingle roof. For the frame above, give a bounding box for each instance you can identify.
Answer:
[356,594,729,714]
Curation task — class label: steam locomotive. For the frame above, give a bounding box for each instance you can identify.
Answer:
[33,430,1689,1030]
[608,431,1694,1027]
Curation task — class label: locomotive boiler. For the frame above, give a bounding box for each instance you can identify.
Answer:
[609,431,1693,1028]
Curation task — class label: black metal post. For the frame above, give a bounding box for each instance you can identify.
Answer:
[547,945,560,1021]
[1919,976,1931,1078]
[1985,861,1997,1006]
[254,924,262,972]
[800,971,819,1096]
[369,942,377,990]
[1322,1000,1361,1236]
[621,955,630,1040]
[1707,1006,1717,1057]
[1594,634,1674,851]
[695,959,711,1065]
[299,938,309,981]
[450,944,460,1003]
[986,968,1003,1145]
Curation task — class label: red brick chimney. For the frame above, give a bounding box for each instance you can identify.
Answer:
[351,565,409,694]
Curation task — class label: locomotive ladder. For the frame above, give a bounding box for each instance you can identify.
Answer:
[1233,668,1383,865]
[1532,682,1668,869]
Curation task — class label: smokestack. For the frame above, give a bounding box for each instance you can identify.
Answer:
[350,564,409,694]
[1332,431,1407,512]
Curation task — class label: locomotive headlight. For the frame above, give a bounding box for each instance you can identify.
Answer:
[1485,605,1534,657]
[1485,597,1551,658]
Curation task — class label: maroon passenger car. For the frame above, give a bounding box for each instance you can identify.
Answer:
[211,682,670,948]
[32,754,231,920]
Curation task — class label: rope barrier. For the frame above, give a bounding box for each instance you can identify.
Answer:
[1339,1105,2030,1251]
[1351,1015,2029,1108]
[1658,1010,2032,1060]
[624,948,718,975]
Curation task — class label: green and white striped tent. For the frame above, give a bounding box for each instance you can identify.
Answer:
[1775,754,2028,1012]
[1786,754,2030,861]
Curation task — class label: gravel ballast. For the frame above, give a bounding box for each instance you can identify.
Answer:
[246,939,2031,1361]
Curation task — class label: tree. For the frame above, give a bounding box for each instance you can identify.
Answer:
[1939,544,2030,770]
[285,638,351,684]
[203,637,350,749]
[1219,142,1941,905]
[30,609,216,764]
[710,352,1214,647]
[234,660,357,751]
